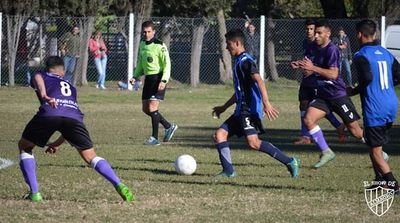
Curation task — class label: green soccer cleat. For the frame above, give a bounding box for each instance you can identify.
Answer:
[115,183,135,202]
[287,157,300,178]
[164,124,178,142]
[215,171,237,178]
[24,192,43,202]
[313,149,336,169]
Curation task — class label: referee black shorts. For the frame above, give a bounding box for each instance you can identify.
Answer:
[22,115,93,150]
[142,73,166,101]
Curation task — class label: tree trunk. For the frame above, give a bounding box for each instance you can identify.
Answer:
[133,0,153,69]
[319,0,347,18]
[266,17,278,81]
[190,22,207,87]
[6,15,25,86]
[74,17,94,86]
[216,9,232,83]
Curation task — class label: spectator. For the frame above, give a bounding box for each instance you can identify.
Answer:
[332,27,353,86]
[60,26,80,83]
[244,21,260,62]
[89,30,108,89]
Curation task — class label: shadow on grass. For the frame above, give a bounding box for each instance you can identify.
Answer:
[174,125,400,155]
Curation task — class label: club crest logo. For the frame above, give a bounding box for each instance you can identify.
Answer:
[364,185,395,216]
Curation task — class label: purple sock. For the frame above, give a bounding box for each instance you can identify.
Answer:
[91,157,121,187]
[300,111,311,137]
[325,112,342,129]
[259,141,292,165]
[216,141,235,174]
[19,152,39,193]
[309,126,329,152]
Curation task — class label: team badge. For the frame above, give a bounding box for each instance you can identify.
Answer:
[147,56,153,63]
[364,186,394,216]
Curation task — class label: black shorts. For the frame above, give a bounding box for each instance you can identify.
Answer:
[142,74,166,101]
[309,96,360,124]
[220,114,265,138]
[364,123,393,147]
[298,84,316,102]
[22,115,93,150]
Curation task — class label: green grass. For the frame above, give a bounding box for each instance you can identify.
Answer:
[0,82,399,223]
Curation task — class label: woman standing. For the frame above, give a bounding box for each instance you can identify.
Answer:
[89,31,108,89]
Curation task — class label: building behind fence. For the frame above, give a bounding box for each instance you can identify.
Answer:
[0,15,397,87]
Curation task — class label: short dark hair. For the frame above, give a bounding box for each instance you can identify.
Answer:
[46,56,64,70]
[356,19,376,37]
[305,19,316,27]
[142,21,155,30]
[315,19,331,31]
[225,29,245,45]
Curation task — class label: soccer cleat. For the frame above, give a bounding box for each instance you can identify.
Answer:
[313,149,336,169]
[337,124,346,143]
[215,171,237,178]
[164,124,178,142]
[115,183,135,202]
[24,192,43,202]
[294,136,312,145]
[287,157,300,178]
[145,136,160,146]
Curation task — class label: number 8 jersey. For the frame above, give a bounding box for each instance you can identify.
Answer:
[31,72,84,123]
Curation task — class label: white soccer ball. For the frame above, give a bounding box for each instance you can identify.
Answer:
[175,154,197,175]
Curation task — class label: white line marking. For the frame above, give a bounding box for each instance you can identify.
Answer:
[0,158,15,170]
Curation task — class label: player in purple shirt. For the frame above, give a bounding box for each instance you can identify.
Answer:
[17,56,134,202]
[291,19,345,145]
[297,20,364,168]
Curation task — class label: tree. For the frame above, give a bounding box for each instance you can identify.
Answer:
[319,0,347,18]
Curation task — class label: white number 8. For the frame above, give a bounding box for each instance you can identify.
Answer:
[60,81,72,96]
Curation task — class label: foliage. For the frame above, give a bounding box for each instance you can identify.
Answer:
[153,0,232,17]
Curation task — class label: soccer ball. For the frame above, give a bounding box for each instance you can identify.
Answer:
[174,154,197,175]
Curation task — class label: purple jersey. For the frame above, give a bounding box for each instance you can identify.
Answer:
[301,39,317,87]
[312,41,346,99]
[31,72,84,122]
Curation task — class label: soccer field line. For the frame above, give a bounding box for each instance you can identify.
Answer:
[0,157,15,170]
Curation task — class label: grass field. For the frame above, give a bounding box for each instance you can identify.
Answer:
[0,82,399,223]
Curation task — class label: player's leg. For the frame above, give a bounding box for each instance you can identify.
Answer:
[304,101,335,168]
[63,119,134,202]
[246,135,299,177]
[324,112,346,143]
[213,116,236,177]
[294,99,312,144]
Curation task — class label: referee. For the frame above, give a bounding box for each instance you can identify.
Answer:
[132,21,177,146]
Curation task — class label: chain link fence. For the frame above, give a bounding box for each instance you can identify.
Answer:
[0,15,393,88]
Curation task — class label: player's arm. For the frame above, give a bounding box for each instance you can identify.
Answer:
[348,55,372,96]
[252,73,279,120]
[212,94,236,119]
[32,73,57,108]
[299,56,339,79]
[158,43,171,91]
[392,58,400,86]
[45,136,66,154]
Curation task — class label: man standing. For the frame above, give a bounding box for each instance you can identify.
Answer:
[244,21,260,63]
[291,19,345,145]
[60,26,80,83]
[297,20,364,168]
[333,27,353,86]
[212,29,299,178]
[350,19,400,191]
[132,21,177,146]
[18,56,134,202]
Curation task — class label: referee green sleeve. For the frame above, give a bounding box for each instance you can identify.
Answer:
[133,49,144,79]
[160,44,171,83]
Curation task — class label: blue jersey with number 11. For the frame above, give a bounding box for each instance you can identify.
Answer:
[31,72,84,122]
[354,45,398,127]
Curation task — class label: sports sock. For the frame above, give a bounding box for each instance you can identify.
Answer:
[158,112,171,129]
[309,125,329,152]
[325,112,342,129]
[91,157,121,187]
[300,111,311,137]
[382,172,399,189]
[216,142,234,174]
[19,152,39,193]
[149,111,160,139]
[259,141,292,165]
